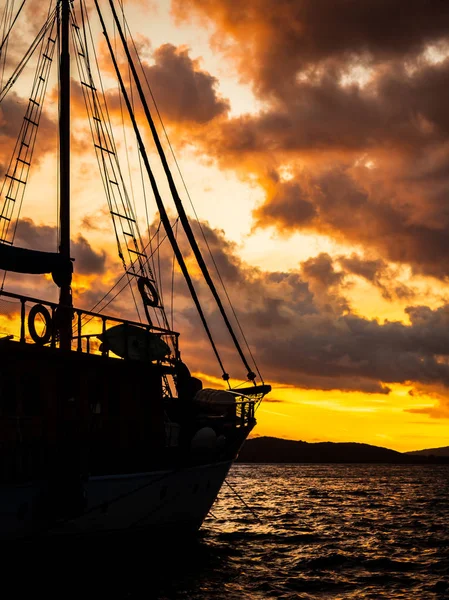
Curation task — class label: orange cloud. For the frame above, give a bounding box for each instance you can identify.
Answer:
[94,38,229,131]
[165,1,449,283]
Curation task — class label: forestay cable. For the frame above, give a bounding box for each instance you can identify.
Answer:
[123,15,263,384]
[94,0,231,383]
[109,0,256,383]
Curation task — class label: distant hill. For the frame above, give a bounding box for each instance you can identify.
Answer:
[406,446,449,458]
[237,436,449,464]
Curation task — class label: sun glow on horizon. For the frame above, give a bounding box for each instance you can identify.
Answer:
[0,0,448,455]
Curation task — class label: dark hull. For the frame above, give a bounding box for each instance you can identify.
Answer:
[0,340,254,541]
[0,459,235,541]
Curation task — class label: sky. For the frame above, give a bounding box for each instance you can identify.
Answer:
[1,0,449,451]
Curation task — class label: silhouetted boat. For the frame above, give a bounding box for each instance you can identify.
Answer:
[0,0,270,541]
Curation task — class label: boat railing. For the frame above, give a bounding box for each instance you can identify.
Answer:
[0,289,179,360]
[233,396,256,427]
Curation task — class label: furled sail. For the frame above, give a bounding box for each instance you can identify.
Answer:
[0,242,72,286]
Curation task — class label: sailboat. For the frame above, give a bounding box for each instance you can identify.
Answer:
[0,0,270,540]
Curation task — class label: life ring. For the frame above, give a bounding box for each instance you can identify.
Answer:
[28,304,52,346]
[138,277,159,308]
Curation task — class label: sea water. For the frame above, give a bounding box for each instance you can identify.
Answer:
[9,464,449,599]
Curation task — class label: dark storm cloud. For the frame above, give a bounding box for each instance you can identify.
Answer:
[169,1,449,282]
[142,44,229,124]
[101,42,229,127]
[301,253,344,290]
[14,218,106,275]
[5,212,449,414]
[253,310,449,392]
[190,220,246,284]
[338,254,416,302]
[299,253,349,314]
[253,161,449,279]
[199,59,449,158]
[145,219,449,414]
[172,0,449,93]
[261,178,316,226]
[339,255,388,285]
[0,93,56,166]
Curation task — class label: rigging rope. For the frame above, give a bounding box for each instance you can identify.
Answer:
[122,12,263,384]
[77,0,175,334]
[94,0,231,383]
[0,6,57,103]
[224,479,262,523]
[170,219,179,330]
[74,2,165,329]
[0,0,26,68]
[0,7,57,244]
[0,4,59,293]
[77,218,178,330]
[108,0,256,383]
[114,14,167,332]
[72,4,137,316]
[0,0,14,89]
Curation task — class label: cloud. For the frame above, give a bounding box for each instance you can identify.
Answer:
[301,253,344,289]
[172,0,449,93]
[3,1,449,419]
[98,41,229,129]
[0,93,56,173]
[338,253,416,301]
[299,253,348,314]
[181,57,449,278]
[142,43,230,125]
[252,160,449,279]
[140,218,449,414]
[405,405,449,419]
[167,1,449,282]
[3,211,449,417]
[13,218,106,275]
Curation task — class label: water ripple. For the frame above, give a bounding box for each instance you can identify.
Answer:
[8,463,449,599]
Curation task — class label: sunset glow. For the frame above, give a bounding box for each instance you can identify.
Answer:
[2,0,449,452]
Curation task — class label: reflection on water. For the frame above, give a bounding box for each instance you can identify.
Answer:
[9,464,449,599]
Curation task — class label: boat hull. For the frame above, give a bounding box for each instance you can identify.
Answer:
[0,459,233,541]
[0,331,257,543]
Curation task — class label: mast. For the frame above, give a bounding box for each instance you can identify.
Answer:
[58,0,72,349]
[59,0,70,258]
